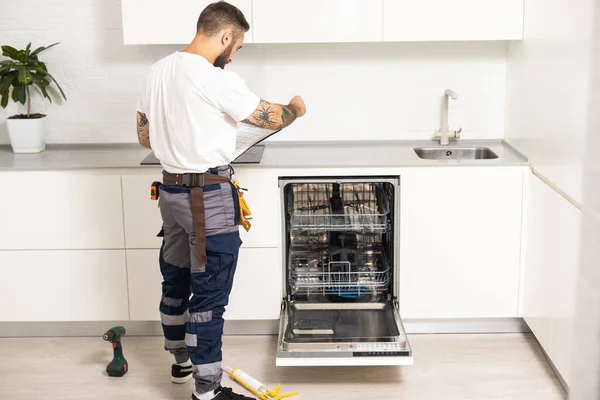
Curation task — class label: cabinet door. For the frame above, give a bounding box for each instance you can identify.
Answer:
[383,0,524,42]
[0,250,129,321]
[226,247,282,320]
[399,167,525,318]
[252,0,383,43]
[524,174,580,386]
[127,248,282,321]
[126,249,162,321]
[121,0,253,45]
[121,169,281,249]
[122,172,163,249]
[234,168,281,248]
[0,171,124,250]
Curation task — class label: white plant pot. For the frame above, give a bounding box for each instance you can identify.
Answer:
[6,116,46,153]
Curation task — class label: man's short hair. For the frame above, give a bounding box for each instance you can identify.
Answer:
[196,1,250,38]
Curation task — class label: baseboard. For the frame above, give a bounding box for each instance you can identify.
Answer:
[0,320,279,337]
[404,318,531,334]
[0,318,529,338]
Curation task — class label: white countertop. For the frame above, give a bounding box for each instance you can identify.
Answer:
[0,140,528,171]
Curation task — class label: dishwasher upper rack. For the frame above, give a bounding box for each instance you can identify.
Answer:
[288,241,390,297]
[287,182,391,234]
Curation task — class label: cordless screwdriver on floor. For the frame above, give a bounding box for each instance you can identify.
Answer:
[102,326,128,377]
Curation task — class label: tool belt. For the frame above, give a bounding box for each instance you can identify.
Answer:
[160,170,252,266]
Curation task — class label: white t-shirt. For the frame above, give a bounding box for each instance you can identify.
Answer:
[137,51,260,174]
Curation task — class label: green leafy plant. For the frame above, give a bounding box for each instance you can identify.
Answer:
[0,42,67,119]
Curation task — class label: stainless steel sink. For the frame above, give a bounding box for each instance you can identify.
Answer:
[414,147,499,160]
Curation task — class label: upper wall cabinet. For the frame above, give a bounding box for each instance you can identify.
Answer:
[121,0,253,45]
[251,0,383,43]
[383,0,524,41]
[121,0,523,44]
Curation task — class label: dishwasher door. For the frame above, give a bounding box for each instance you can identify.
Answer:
[276,301,413,366]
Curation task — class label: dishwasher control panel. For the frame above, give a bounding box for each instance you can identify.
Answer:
[355,343,405,352]
[354,351,410,357]
[333,342,407,355]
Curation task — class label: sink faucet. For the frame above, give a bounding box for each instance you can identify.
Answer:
[434,89,462,146]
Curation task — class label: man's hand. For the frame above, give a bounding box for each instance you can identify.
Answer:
[242,96,306,130]
[288,96,306,118]
[137,111,151,149]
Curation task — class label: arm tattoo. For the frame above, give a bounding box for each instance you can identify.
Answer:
[242,100,298,130]
[137,112,148,130]
[243,100,279,128]
[137,111,150,147]
[280,105,298,128]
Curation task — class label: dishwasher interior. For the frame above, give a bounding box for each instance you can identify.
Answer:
[277,177,413,366]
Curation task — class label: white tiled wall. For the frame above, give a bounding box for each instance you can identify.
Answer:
[0,0,508,144]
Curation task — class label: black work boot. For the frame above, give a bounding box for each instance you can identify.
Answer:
[171,363,193,383]
[192,386,255,400]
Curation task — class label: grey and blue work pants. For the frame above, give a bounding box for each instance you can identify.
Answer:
[157,166,241,394]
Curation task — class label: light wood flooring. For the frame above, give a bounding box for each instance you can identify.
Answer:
[0,333,566,399]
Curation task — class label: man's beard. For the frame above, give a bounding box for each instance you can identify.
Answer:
[214,42,234,69]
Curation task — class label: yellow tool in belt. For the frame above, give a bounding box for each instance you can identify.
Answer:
[232,178,252,232]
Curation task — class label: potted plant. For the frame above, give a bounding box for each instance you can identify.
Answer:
[0,42,66,153]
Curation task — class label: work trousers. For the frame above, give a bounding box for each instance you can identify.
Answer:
[157,166,241,395]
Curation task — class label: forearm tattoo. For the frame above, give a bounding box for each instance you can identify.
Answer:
[243,100,298,130]
[137,112,149,143]
[248,100,279,128]
[280,105,298,128]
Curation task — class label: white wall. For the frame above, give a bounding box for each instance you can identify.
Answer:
[569,1,600,398]
[0,0,508,145]
[505,0,595,205]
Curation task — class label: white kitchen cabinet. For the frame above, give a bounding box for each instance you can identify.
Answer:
[383,0,524,42]
[234,168,281,248]
[0,171,124,250]
[122,0,524,45]
[399,167,525,319]
[521,175,554,351]
[226,247,282,320]
[126,249,162,321]
[127,248,282,321]
[121,0,253,45]
[252,0,383,43]
[523,173,580,387]
[121,172,163,249]
[121,169,281,249]
[0,250,129,321]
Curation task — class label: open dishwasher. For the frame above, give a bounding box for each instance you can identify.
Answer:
[277,177,413,366]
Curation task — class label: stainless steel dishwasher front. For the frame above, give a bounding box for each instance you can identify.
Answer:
[276,177,413,367]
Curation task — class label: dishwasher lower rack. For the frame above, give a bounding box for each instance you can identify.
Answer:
[288,241,390,297]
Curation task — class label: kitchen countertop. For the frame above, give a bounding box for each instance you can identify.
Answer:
[0,140,528,171]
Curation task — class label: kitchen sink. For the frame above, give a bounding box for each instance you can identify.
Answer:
[414,146,499,160]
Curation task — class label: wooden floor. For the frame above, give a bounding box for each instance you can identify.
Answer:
[0,333,565,400]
